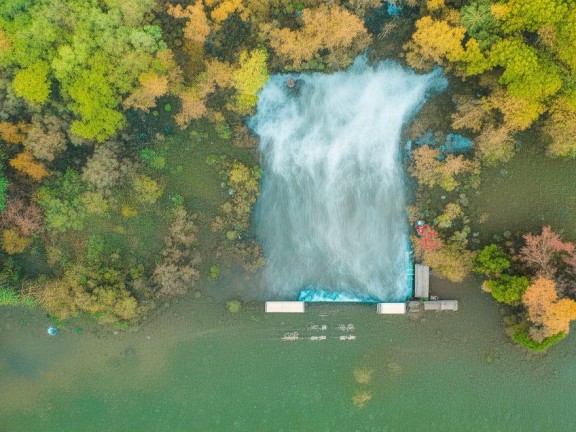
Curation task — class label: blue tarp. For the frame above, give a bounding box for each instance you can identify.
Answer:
[444,134,473,153]
[386,3,403,16]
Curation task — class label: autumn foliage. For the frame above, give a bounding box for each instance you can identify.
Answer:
[405,16,465,69]
[2,228,32,254]
[263,5,371,70]
[1,197,43,236]
[522,278,576,342]
[154,208,200,296]
[417,225,443,252]
[410,145,477,191]
[167,2,211,44]
[0,121,27,144]
[519,226,574,278]
[9,151,49,181]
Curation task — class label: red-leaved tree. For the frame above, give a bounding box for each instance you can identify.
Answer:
[519,226,574,278]
[419,225,444,251]
[0,196,43,236]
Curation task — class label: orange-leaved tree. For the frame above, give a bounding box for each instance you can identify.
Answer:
[0,121,27,144]
[9,151,49,181]
[522,277,576,341]
[263,4,370,70]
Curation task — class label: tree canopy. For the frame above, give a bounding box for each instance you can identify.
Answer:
[0,0,167,141]
[405,0,576,155]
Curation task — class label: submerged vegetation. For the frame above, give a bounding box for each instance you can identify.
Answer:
[0,0,574,350]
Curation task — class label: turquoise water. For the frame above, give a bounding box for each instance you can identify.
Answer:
[2,276,575,431]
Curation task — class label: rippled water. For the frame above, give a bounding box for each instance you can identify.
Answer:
[1,275,575,431]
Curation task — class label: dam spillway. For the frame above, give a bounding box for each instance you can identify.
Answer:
[251,58,446,302]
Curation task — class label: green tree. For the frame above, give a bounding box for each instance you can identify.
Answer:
[484,274,530,305]
[36,170,88,233]
[0,174,7,211]
[67,61,125,141]
[0,0,166,141]
[12,61,50,104]
[473,244,511,277]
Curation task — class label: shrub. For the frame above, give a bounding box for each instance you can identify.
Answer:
[352,390,372,408]
[353,368,373,385]
[213,161,260,238]
[154,208,200,296]
[226,299,241,313]
[2,228,32,254]
[0,286,19,305]
[209,265,220,281]
[140,148,166,170]
[35,261,139,322]
[132,174,163,204]
[121,205,138,218]
[36,170,88,233]
[511,327,565,352]
[423,242,476,282]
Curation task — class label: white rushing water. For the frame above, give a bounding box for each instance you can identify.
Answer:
[251,58,446,301]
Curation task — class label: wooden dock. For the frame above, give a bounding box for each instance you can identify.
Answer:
[414,264,430,299]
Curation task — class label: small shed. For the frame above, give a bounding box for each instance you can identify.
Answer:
[376,303,406,315]
[414,264,430,299]
[423,300,458,311]
[265,301,306,313]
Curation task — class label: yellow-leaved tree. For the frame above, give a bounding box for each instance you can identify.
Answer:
[12,62,51,105]
[405,16,466,70]
[263,4,370,70]
[230,49,269,114]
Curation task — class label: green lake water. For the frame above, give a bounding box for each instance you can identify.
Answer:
[2,274,576,431]
[3,95,576,432]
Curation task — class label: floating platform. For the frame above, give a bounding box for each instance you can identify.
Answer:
[265,301,306,313]
[423,300,458,311]
[376,303,407,314]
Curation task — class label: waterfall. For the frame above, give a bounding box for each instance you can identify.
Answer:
[250,58,446,301]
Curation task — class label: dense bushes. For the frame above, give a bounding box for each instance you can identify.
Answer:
[153,208,200,296]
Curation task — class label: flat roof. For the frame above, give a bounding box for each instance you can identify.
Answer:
[376,303,407,314]
[265,301,306,313]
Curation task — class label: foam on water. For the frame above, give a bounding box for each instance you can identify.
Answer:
[251,58,446,301]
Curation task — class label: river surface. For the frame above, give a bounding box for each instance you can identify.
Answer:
[1,275,575,431]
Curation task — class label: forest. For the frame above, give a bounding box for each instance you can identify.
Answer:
[0,0,575,350]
